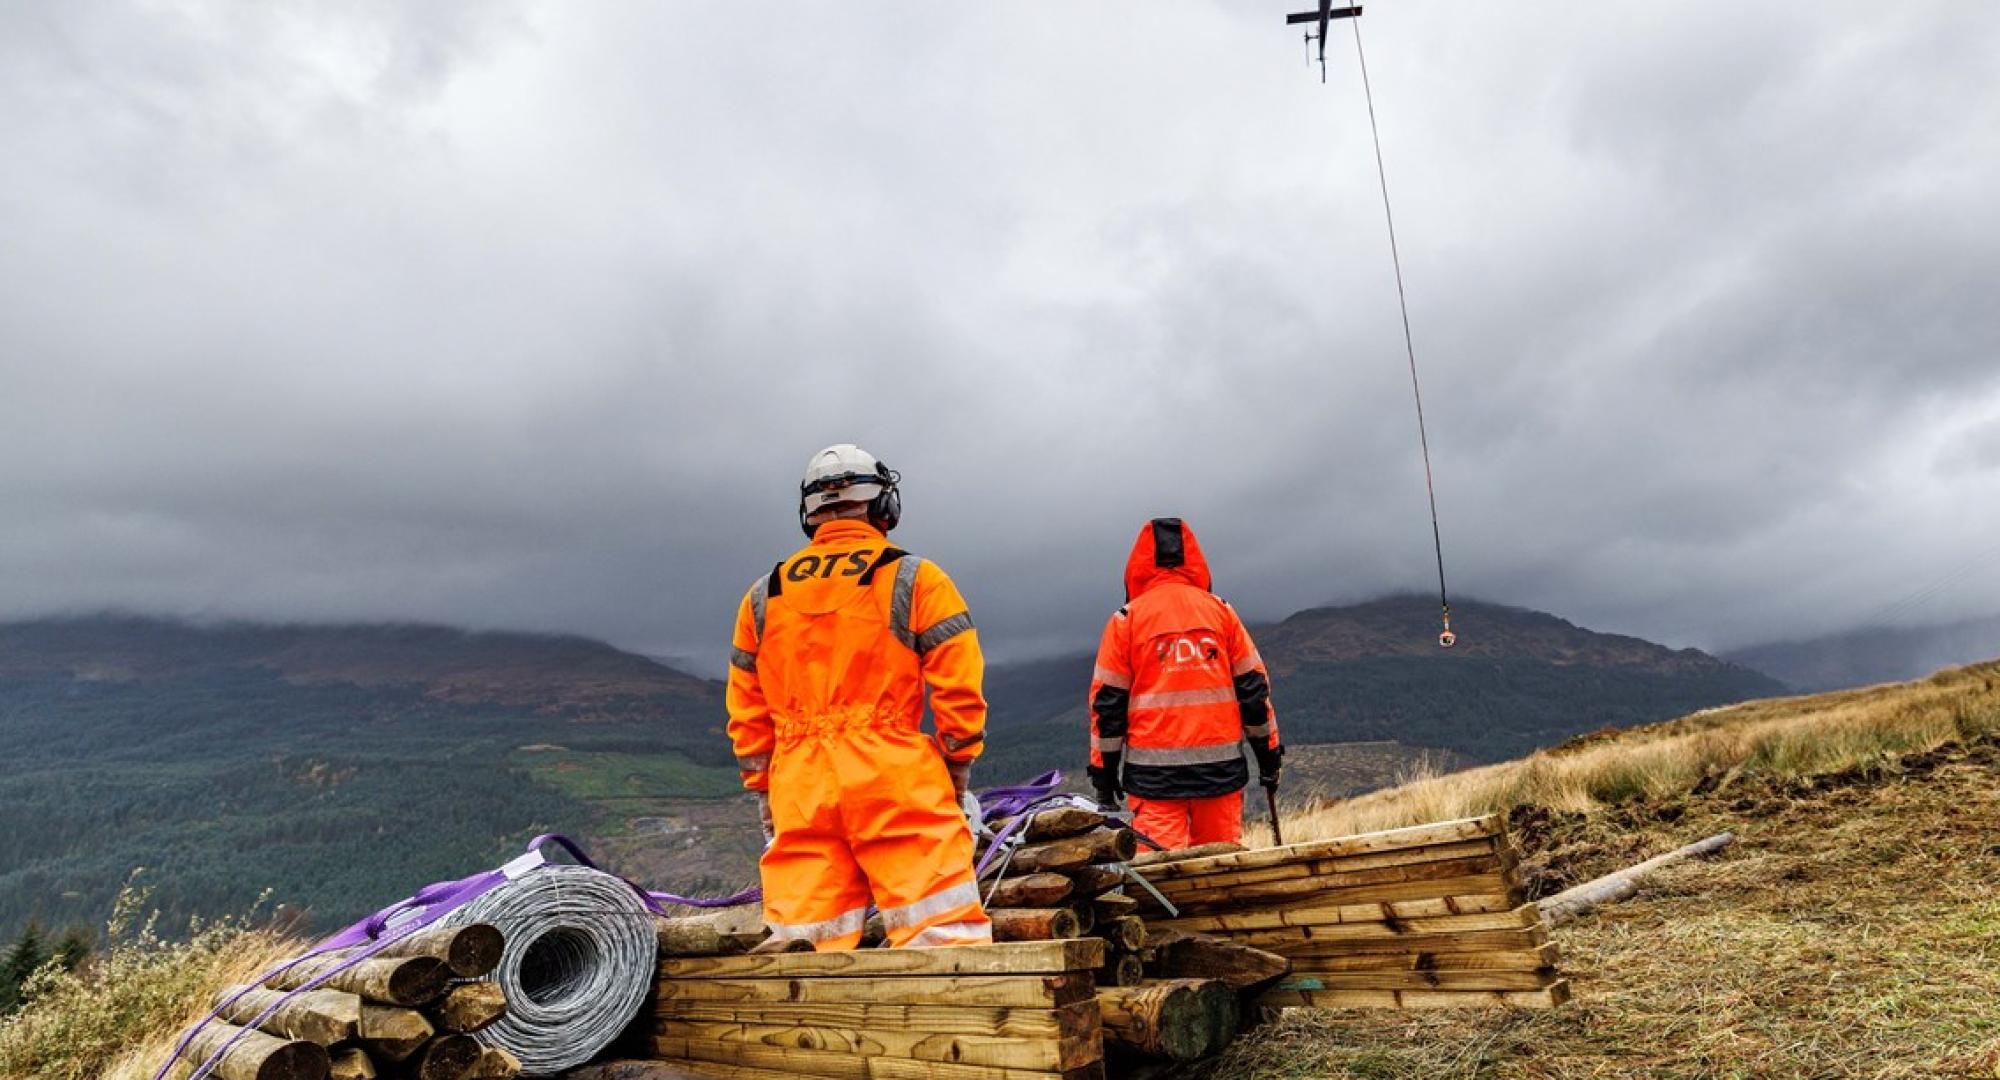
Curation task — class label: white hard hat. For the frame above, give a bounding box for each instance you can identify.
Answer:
[798,443,901,536]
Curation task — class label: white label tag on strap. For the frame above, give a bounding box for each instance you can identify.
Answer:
[500,848,547,880]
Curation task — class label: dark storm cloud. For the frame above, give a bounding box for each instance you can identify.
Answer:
[3,1,1997,670]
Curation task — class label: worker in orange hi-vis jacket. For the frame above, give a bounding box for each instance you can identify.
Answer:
[725,443,992,950]
[1087,518,1283,850]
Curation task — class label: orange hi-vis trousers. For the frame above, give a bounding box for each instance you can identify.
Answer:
[761,723,989,949]
[1128,791,1245,850]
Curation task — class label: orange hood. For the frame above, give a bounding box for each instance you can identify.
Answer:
[1123,518,1212,601]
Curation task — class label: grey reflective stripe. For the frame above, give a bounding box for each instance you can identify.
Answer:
[1094,736,1125,753]
[736,754,770,774]
[768,904,868,945]
[1242,723,1272,739]
[1092,665,1132,690]
[1232,650,1265,676]
[1129,686,1238,711]
[730,648,758,673]
[880,879,982,932]
[915,611,974,655]
[888,555,925,651]
[905,920,993,947]
[1125,740,1247,767]
[941,731,983,754]
[749,577,769,643]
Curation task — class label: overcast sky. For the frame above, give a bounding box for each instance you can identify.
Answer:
[2,1,1996,668]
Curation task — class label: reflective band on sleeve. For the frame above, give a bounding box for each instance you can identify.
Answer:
[1125,739,1248,766]
[888,555,925,651]
[1129,686,1238,710]
[767,905,869,945]
[905,920,993,948]
[1092,665,1132,690]
[1242,723,1272,739]
[736,754,770,774]
[749,577,769,643]
[915,611,974,655]
[879,879,982,932]
[1232,650,1265,676]
[729,648,758,673]
[1093,736,1125,753]
[941,731,983,753]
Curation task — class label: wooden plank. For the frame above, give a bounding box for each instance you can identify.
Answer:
[651,1017,1100,1072]
[1144,871,1523,914]
[659,940,1105,980]
[1271,969,1559,992]
[1143,851,1518,907]
[651,1001,1099,1041]
[656,973,1095,1009]
[1150,900,1539,936]
[1288,943,1560,972]
[651,1035,1106,1080]
[1137,816,1504,880]
[1237,925,1549,957]
[1145,838,1504,892]
[1128,842,1245,868]
[1256,979,1571,1011]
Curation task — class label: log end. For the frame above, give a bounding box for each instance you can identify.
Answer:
[446,923,507,978]
[257,1041,332,1080]
[385,957,452,1007]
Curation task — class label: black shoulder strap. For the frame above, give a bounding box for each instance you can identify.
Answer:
[857,546,910,586]
[766,561,786,598]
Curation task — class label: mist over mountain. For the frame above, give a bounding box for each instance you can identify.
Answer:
[1725,615,2000,693]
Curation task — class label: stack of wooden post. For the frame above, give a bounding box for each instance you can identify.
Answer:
[975,806,1149,991]
[167,924,520,1080]
[1132,815,1570,1010]
[643,939,1109,1080]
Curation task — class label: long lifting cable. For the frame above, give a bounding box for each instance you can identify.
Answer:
[1346,17,1455,648]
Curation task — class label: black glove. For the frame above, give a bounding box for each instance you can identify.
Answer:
[1088,753,1124,810]
[1253,743,1285,789]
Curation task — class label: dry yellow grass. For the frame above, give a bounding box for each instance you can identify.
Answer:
[1257,661,2000,846]
[0,878,305,1080]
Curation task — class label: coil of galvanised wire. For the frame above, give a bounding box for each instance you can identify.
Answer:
[442,864,657,1075]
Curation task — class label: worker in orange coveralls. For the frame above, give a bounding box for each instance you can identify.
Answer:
[1087,518,1283,849]
[725,443,992,950]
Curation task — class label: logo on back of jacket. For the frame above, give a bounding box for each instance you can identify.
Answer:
[1154,634,1222,672]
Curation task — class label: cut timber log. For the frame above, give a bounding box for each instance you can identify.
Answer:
[1538,832,1736,927]
[1142,930,1289,991]
[1069,903,1097,936]
[1023,807,1109,842]
[355,1006,435,1063]
[1096,980,1236,1062]
[1091,893,1139,922]
[1096,953,1146,988]
[1098,916,1145,953]
[1257,980,1571,1011]
[400,1034,481,1080]
[327,1049,376,1080]
[659,938,1105,979]
[988,908,1082,942]
[466,1048,521,1080]
[365,924,505,979]
[431,982,507,1035]
[1128,842,1245,868]
[1064,866,1126,898]
[656,973,1097,1009]
[656,909,768,957]
[1003,829,1138,876]
[267,955,448,1008]
[1139,816,1503,880]
[983,873,1075,909]
[176,1021,330,1080]
[213,985,361,1045]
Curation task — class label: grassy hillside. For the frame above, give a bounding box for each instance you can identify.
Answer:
[10,662,1995,1080]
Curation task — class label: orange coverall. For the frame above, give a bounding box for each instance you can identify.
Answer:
[726,519,992,949]
[1089,519,1282,849]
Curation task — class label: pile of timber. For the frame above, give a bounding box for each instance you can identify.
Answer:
[643,939,1110,1080]
[167,924,520,1080]
[1132,815,1571,1011]
[974,805,1150,989]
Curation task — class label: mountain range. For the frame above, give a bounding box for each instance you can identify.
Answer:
[0,598,1785,938]
[1723,614,2000,693]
